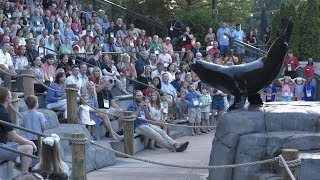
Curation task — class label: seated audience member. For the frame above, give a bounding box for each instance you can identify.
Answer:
[151,62,165,80]
[56,55,71,77]
[0,87,37,173]
[21,95,46,154]
[31,56,49,93]
[97,76,125,135]
[84,81,120,139]
[135,51,150,76]
[33,134,70,177]
[41,54,56,82]
[136,65,152,92]
[119,53,137,90]
[45,72,67,119]
[207,41,220,60]
[143,76,162,96]
[127,90,189,152]
[78,94,97,140]
[0,42,16,89]
[65,65,83,94]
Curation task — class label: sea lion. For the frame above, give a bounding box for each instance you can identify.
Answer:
[190,19,293,110]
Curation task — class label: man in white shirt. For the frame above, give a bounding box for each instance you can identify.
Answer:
[151,62,165,81]
[157,47,172,69]
[232,23,245,62]
[0,42,16,89]
[65,65,82,94]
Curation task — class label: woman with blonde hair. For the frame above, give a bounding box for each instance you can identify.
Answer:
[33,134,69,177]
[119,53,137,89]
[85,81,120,139]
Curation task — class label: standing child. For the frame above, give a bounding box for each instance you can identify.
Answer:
[303,78,316,101]
[176,91,188,120]
[160,92,169,123]
[21,95,46,154]
[278,76,295,102]
[200,87,212,133]
[263,83,277,102]
[185,83,202,135]
[293,77,305,101]
[78,94,97,140]
[210,88,225,129]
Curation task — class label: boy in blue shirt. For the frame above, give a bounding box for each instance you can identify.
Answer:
[263,83,277,102]
[303,78,316,101]
[21,95,46,155]
[185,83,202,135]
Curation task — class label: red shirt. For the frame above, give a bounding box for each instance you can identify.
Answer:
[123,35,136,46]
[136,35,147,45]
[207,47,221,60]
[303,65,315,78]
[88,76,100,87]
[284,56,299,72]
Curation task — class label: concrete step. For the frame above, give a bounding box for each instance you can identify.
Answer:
[0,161,20,180]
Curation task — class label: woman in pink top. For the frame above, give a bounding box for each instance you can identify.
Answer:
[41,54,56,83]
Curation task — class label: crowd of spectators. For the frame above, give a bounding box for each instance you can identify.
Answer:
[0,0,317,178]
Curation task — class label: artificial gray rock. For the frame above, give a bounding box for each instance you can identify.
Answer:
[209,102,320,180]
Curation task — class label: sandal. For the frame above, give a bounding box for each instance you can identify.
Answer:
[176,141,189,152]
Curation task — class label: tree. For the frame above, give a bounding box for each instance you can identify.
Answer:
[299,0,320,60]
[260,5,267,40]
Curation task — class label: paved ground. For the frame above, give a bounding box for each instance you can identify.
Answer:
[87,131,215,180]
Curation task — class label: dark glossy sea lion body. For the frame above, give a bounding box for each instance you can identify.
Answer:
[190,20,293,110]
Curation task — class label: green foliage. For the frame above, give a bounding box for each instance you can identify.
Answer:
[299,0,320,60]
[260,5,267,40]
[176,9,218,42]
[217,0,253,24]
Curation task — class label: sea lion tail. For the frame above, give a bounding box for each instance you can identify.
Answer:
[280,18,293,43]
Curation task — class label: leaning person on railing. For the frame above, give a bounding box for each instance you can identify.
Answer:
[41,54,56,82]
[127,90,189,152]
[33,134,70,177]
[45,72,67,120]
[0,87,37,173]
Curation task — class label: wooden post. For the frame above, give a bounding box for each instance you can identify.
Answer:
[71,133,86,180]
[66,84,78,124]
[281,149,299,180]
[8,92,19,125]
[22,69,34,98]
[123,111,134,156]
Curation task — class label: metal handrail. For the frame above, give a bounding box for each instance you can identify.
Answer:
[0,120,47,137]
[0,120,47,160]
[0,145,38,159]
[130,77,175,98]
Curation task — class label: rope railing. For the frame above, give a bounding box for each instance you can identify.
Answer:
[0,119,299,180]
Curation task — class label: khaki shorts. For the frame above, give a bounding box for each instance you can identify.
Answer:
[201,112,210,120]
[188,108,201,124]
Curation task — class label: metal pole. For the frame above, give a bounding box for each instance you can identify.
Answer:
[0,145,38,159]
